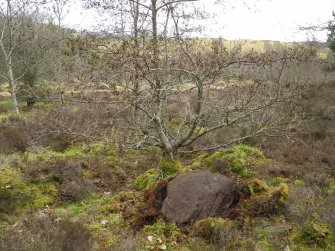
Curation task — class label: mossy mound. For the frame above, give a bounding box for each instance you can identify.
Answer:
[292,222,334,250]
[0,167,29,215]
[133,168,161,191]
[0,166,60,218]
[133,158,189,191]
[23,182,59,208]
[242,182,288,217]
[247,178,269,194]
[191,144,265,178]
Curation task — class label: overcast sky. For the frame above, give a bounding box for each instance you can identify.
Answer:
[62,0,335,42]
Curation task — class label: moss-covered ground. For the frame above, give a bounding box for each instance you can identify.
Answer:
[1,79,335,251]
[0,137,334,251]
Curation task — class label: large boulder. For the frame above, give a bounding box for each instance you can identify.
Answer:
[161,170,238,223]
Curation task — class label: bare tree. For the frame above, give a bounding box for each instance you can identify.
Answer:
[0,0,24,113]
[51,0,69,31]
[0,0,50,113]
[82,0,317,160]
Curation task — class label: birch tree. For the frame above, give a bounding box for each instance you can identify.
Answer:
[0,0,51,112]
[0,0,23,113]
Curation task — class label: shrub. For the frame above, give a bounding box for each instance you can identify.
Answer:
[285,184,317,225]
[0,215,93,251]
[193,217,238,246]
[44,134,74,152]
[320,194,335,232]
[0,104,8,114]
[60,179,95,201]
[304,172,330,194]
[0,126,29,153]
[25,159,81,183]
[26,104,115,149]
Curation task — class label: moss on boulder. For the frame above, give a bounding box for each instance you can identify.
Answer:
[191,144,265,178]
[133,158,189,191]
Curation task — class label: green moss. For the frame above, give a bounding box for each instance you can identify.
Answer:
[0,166,60,212]
[252,228,277,251]
[297,222,332,249]
[0,166,26,214]
[294,179,306,186]
[25,142,118,159]
[144,219,181,237]
[133,168,161,191]
[190,153,209,169]
[71,204,86,216]
[272,177,288,186]
[159,157,183,176]
[191,144,265,178]
[134,158,189,191]
[53,193,102,218]
[0,166,25,189]
[194,217,227,232]
[114,166,126,176]
[51,191,129,250]
[144,219,182,250]
[257,240,274,251]
[23,182,59,209]
[248,179,269,194]
[0,220,11,238]
[277,183,289,203]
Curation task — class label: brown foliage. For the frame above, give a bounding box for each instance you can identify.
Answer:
[0,215,93,251]
[25,104,116,148]
[131,180,168,230]
[0,104,8,113]
[0,126,29,153]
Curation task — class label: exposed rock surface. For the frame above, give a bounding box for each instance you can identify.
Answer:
[161,169,238,223]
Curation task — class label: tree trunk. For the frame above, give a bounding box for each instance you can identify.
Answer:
[8,57,19,114]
